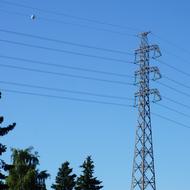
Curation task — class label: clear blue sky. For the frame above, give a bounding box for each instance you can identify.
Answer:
[0,0,190,189]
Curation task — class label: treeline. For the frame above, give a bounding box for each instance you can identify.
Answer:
[0,98,103,190]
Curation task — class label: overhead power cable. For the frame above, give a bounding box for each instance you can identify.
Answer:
[159,49,190,78]
[2,81,182,118]
[0,29,133,55]
[163,75,190,90]
[157,81,190,98]
[152,112,190,129]
[156,59,190,78]
[39,17,136,36]
[1,87,190,128]
[0,80,133,101]
[0,55,133,78]
[0,39,133,64]
[162,95,190,110]
[0,88,133,108]
[0,0,140,32]
[0,9,136,37]
[0,63,134,86]
[155,103,190,119]
[152,33,190,55]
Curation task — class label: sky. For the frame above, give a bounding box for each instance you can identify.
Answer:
[0,0,190,190]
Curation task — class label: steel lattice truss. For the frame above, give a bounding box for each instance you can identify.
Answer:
[131,32,161,190]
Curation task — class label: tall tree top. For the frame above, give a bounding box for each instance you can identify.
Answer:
[76,156,103,190]
[11,147,39,168]
[7,147,49,190]
[52,161,76,190]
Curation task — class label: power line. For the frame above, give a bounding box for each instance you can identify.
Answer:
[0,55,133,78]
[0,63,134,86]
[0,29,133,55]
[2,87,190,129]
[0,88,133,108]
[159,50,190,78]
[0,9,136,37]
[157,81,190,98]
[155,102,190,119]
[0,88,190,129]
[147,33,190,76]
[163,75,190,90]
[0,39,133,64]
[152,112,190,129]
[0,80,133,101]
[156,59,190,78]
[152,33,190,55]
[0,0,140,32]
[39,16,135,36]
[162,95,190,110]
[0,8,28,17]
[149,36,190,79]
[3,56,189,110]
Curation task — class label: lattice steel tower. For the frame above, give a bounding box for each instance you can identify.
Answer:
[131,32,161,190]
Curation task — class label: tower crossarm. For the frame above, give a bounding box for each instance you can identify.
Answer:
[135,44,161,64]
[134,66,161,84]
[134,89,161,107]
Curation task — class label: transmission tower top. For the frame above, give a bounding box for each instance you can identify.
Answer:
[137,31,151,37]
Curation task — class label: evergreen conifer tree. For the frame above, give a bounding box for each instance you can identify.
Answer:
[52,161,76,190]
[0,94,16,190]
[75,156,103,190]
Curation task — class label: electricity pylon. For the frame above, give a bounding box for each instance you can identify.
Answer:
[131,32,161,190]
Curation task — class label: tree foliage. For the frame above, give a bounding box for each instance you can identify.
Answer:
[75,156,103,190]
[0,114,16,190]
[52,161,76,190]
[6,147,49,190]
[36,170,50,190]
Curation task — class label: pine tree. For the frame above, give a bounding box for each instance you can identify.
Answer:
[52,161,76,190]
[75,156,103,190]
[0,98,16,190]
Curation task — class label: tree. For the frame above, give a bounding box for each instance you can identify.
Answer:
[75,156,103,190]
[52,161,76,190]
[36,170,50,190]
[0,110,16,190]
[6,147,49,190]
